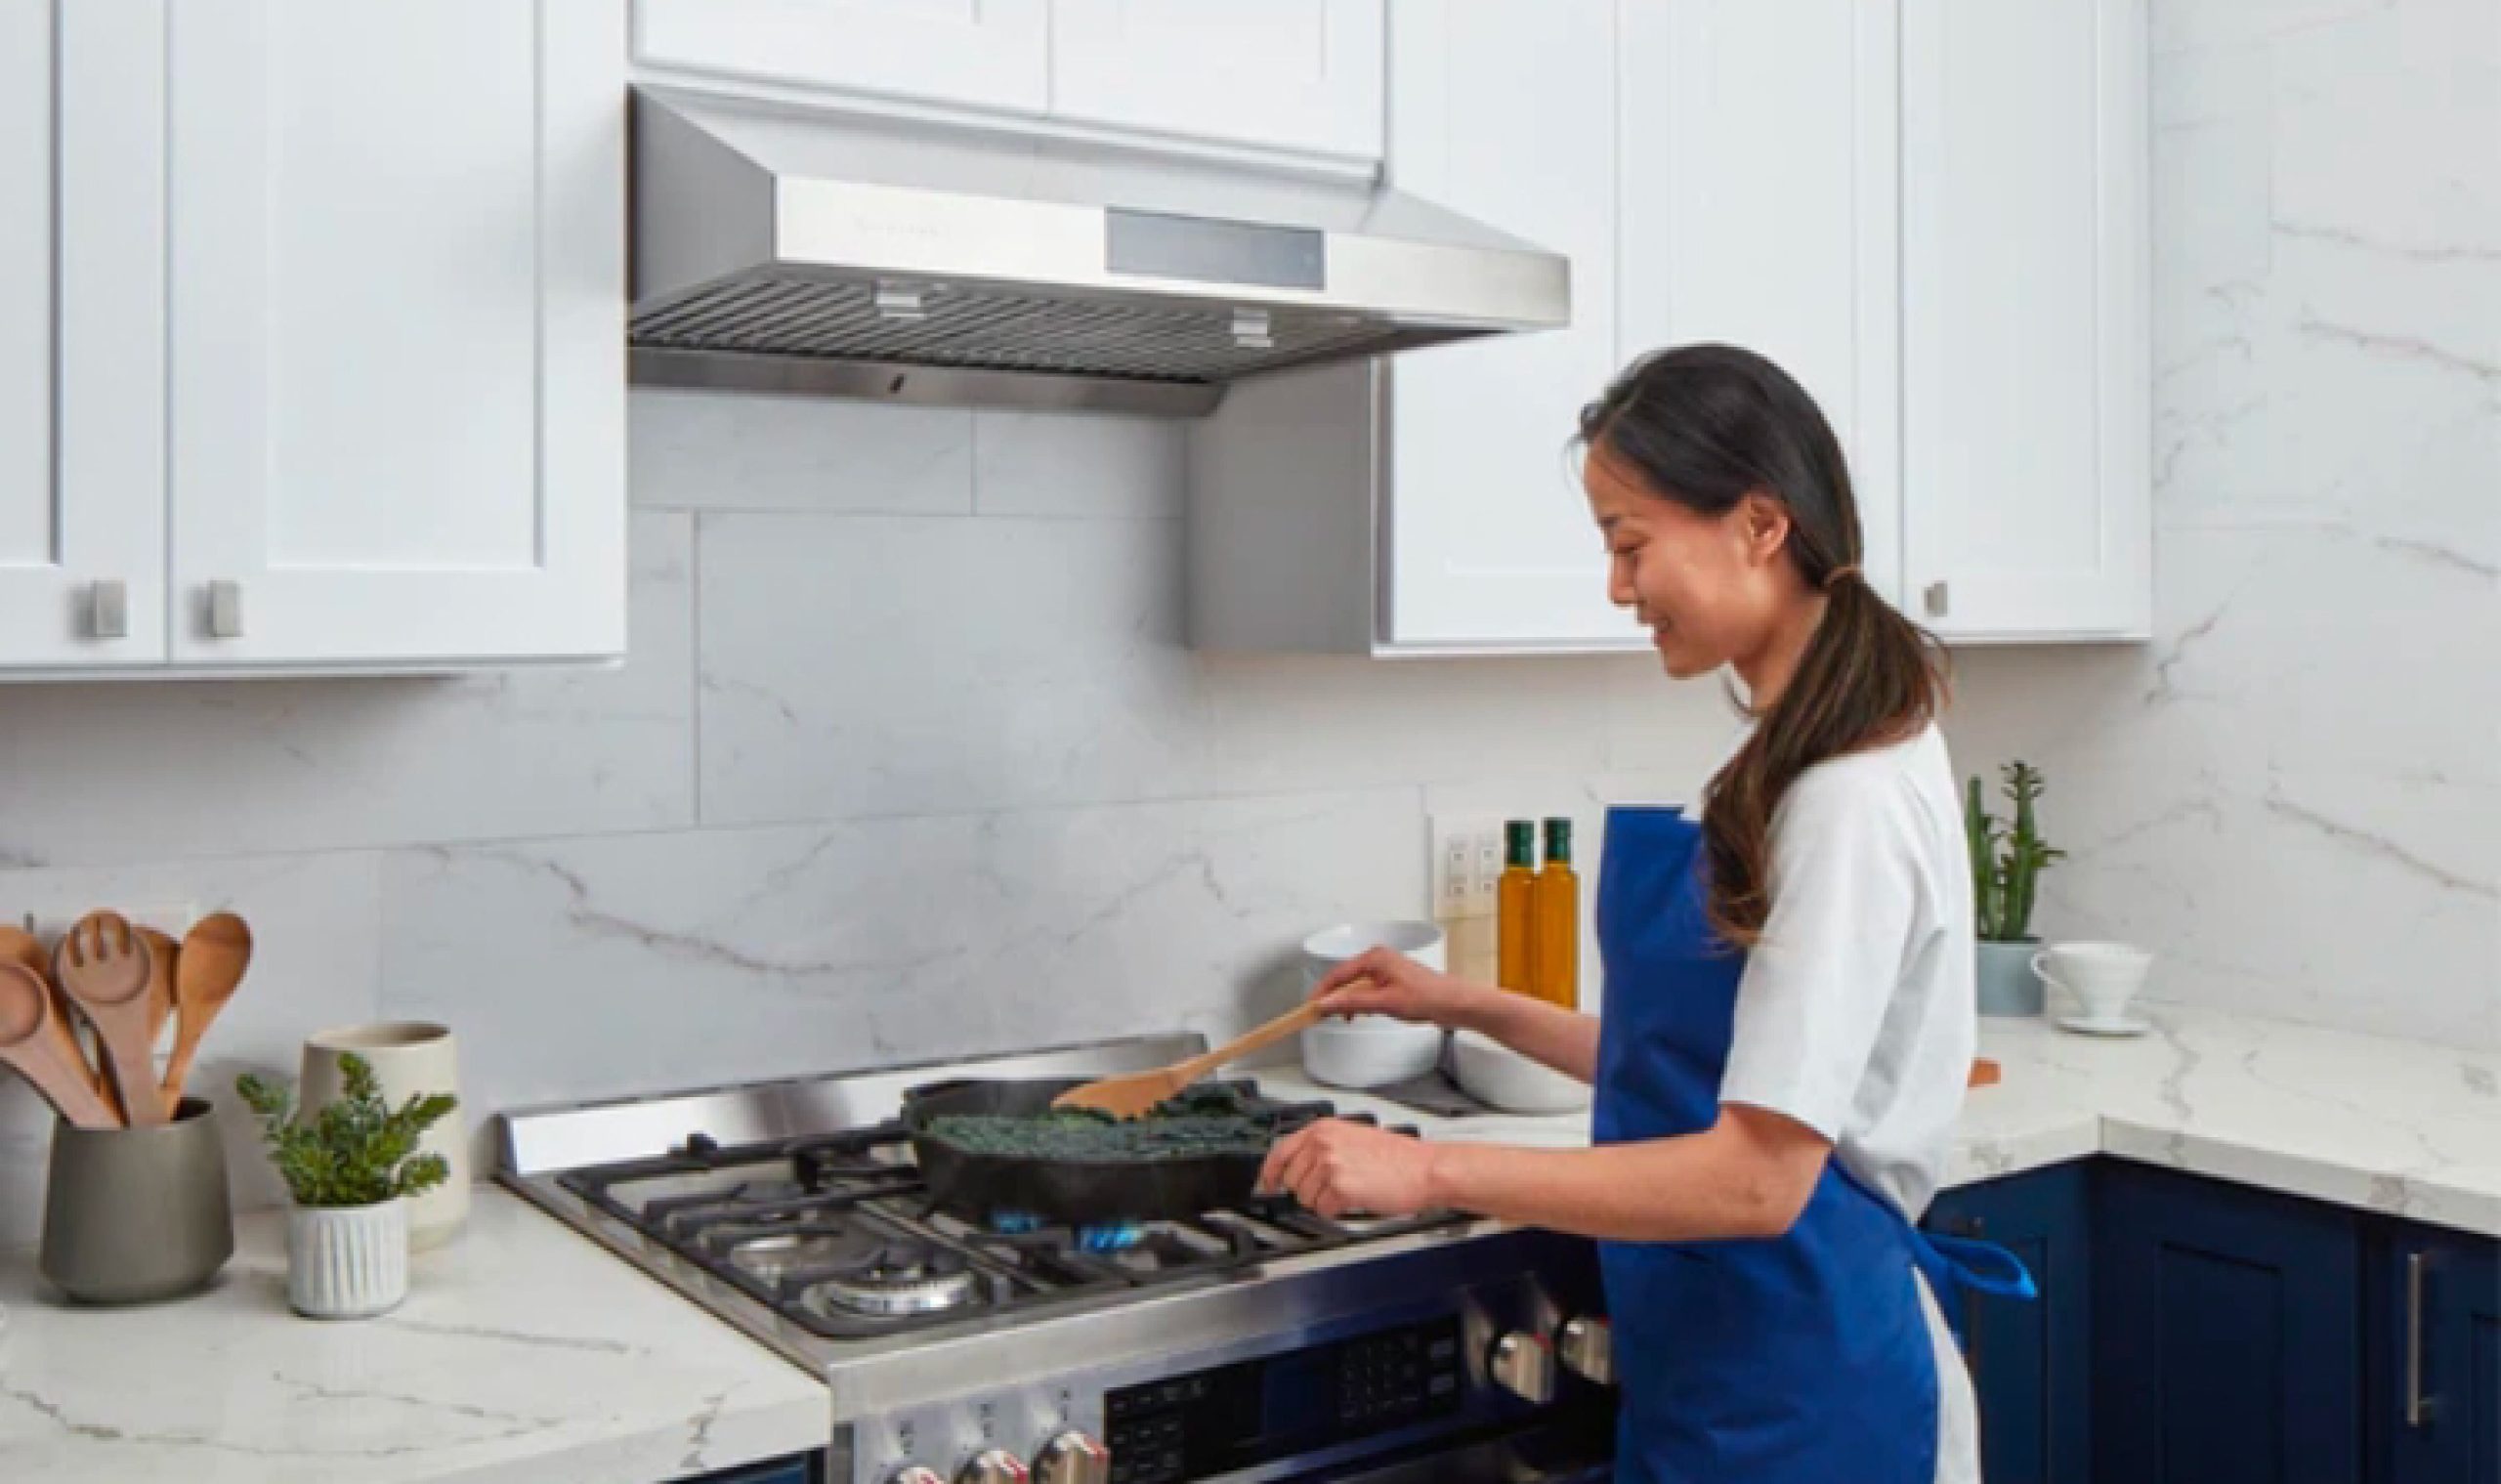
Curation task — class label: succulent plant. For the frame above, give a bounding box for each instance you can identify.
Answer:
[1966,761,2065,943]
[236,1052,457,1208]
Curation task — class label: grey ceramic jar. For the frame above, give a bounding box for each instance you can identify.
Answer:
[41,1097,234,1303]
[1975,939,2046,1018]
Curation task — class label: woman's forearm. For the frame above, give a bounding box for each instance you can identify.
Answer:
[1423,1110,1825,1243]
[1451,990,1602,1083]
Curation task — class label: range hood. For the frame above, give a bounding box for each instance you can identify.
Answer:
[628,88,1570,417]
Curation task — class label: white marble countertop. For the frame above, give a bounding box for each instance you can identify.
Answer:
[7,1003,2494,1484]
[1255,1003,2501,1238]
[0,1188,827,1484]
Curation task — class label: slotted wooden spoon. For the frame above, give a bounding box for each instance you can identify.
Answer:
[0,961,119,1129]
[1053,998,1335,1120]
[54,912,165,1127]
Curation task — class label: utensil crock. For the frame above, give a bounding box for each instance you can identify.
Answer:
[40,1096,233,1303]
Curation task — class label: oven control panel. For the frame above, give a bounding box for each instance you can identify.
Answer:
[1102,1315,1464,1484]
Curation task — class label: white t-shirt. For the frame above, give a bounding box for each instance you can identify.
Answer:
[1717,722,1975,1220]
[1710,722,1980,1484]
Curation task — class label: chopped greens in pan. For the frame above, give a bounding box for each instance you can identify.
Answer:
[924,1084,1278,1162]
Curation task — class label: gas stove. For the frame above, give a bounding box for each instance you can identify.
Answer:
[500,1035,1615,1484]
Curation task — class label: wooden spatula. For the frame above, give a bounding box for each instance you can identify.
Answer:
[157,912,251,1117]
[1054,999,1335,1119]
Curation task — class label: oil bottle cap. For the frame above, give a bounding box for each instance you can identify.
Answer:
[1505,820,1536,867]
[1544,818,1572,863]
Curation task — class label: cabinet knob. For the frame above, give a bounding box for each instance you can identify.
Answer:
[86,580,128,640]
[1490,1331,1556,1405]
[1923,580,1950,617]
[206,580,244,639]
[1556,1316,1614,1386]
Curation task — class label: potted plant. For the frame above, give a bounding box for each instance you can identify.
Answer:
[1966,761,2066,1017]
[237,1052,456,1319]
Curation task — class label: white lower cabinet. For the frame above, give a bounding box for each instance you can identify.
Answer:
[0,0,626,678]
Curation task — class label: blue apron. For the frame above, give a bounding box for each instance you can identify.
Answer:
[1592,805,2033,1484]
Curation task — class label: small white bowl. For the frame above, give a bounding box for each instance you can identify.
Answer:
[1300,1016,1445,1090]
[1449,1029,1590,1114]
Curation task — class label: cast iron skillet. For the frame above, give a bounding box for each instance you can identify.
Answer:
[902,1076,1298,1225]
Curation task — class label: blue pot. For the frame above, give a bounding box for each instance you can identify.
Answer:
[1975,939,2044,1017]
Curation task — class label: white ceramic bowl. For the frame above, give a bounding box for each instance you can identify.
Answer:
[1296,921,1448,1088]
[1449,1029,1590,1114]
[1299,1015,1446,1089]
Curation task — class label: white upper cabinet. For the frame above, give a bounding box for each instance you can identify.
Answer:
[1901,0,2151,640]
[633,0,1049,115]
[0,0,168,667]
[164,0,625,667]
[1617,0,1904,610]
[1049,0,1383,161]
[1380,0,1628,647]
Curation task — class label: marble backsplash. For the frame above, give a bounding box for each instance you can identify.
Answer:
[2,0,2495,1248]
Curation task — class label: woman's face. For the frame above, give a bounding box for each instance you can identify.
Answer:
[1583,440,1796,679]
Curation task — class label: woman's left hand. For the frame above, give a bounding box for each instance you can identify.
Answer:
[1258,1119,1442,1218]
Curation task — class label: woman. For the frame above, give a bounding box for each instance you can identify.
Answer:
[1259,344,2029,1483]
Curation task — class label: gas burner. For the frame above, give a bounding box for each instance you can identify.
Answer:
[716,1226,887,1282]
[802,1244,981,1320]
[989,1211,1147,1253]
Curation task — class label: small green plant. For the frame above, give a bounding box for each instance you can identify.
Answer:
[236,1052,457,1208]
[1966,760,2066,943]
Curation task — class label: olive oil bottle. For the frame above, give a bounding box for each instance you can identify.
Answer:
[1497,820,1538,996]
[1530,818,1579,1008]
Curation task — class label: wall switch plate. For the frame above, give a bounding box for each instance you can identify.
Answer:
[1428,816,1500,918]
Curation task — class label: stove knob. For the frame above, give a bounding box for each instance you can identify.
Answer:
[1558,1317,1615,1386]
[1490,1330,1556,1405]
[1035,1430,1111,1484]
[955,1448,1031,1484]
[886,1470,945,1484]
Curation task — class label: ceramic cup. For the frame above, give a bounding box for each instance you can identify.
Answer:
[300,1022,468,1250]
[2032,942,2153,1024]
[40,1096,234,1303]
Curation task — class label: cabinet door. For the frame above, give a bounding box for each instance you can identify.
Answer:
[2379,1224,2500,1484]
[1378,0,1639,651]
[634,0,1048,115]
[2095,1164,2361,1484]
[1049,0,1383,162]
[1900,0,2150,640]
[1924,1163,2092,1484]
[1617,0,1903,610]
[166,0,626,666]
[0,0,167,667]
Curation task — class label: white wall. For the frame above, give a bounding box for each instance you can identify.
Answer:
[1946,0,2499,1049]
[2,0,2492,1248]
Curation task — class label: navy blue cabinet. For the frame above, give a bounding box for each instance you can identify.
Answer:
[1925,1162,2093,1484]
[2376,1220,2501,1484]
[2094,1162,2363,1484]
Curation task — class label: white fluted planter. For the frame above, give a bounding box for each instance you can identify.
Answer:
[287,1198,408,1320]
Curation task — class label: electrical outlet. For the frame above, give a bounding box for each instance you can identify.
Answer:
[1428,815,1500,919]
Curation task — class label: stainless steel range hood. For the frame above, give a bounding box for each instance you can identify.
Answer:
[628,88,1570,417]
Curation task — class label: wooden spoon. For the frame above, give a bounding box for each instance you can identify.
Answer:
[54,912,165,1127]
[0,926,106,1109]
[1054,998,1335,1119]
[0,961,119,1129]
[157,912,251,1117]
[139,927,179,1052]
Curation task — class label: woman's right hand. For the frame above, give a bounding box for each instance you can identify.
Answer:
[1309,948,1488,1030]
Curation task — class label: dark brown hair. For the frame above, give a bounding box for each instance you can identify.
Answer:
[1579,344,1949,947]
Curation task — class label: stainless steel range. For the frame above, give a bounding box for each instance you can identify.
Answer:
[499,1035,1616,1484]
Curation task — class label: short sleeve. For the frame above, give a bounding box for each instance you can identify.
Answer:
[1717,764,1927,1141]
